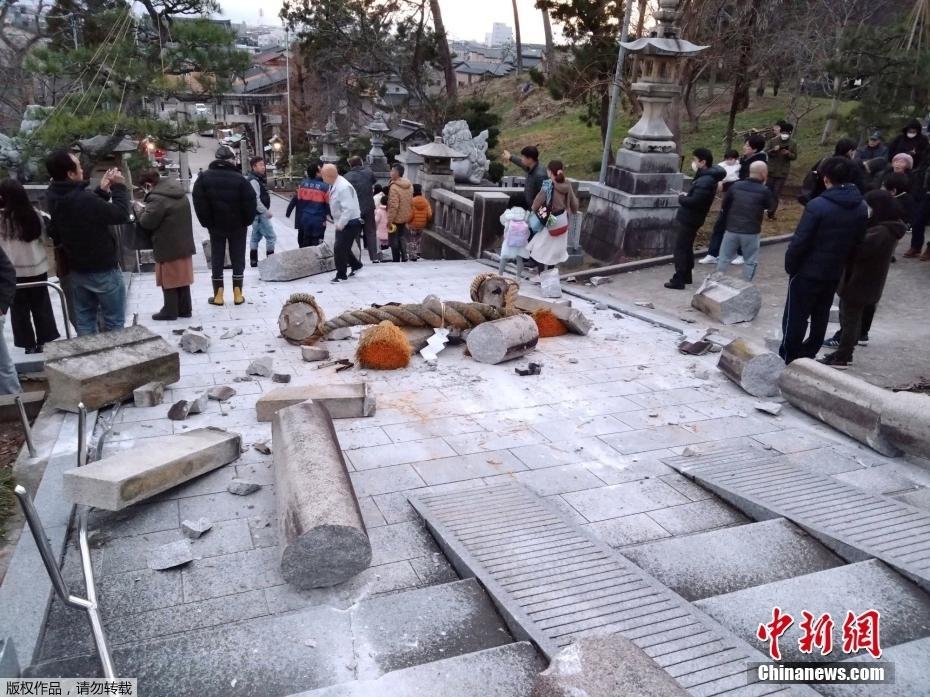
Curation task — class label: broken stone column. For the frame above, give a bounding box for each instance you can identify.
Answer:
[63,427,241,510]
[256,383,375,421]
[466,314,539,364]
[717,338,784,398]
[45,326,180,412]
[279,301,322,344]
[879,391,930,460]
[258,243,336,281]
[691,272,762,324]
[273,400,372,588]
[514,295,593,335]
[532,635,687,697]
[779,359,898,456]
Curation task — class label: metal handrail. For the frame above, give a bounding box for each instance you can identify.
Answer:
[14,395,36,458]
[15,280,73,339]
[13,403,115,678]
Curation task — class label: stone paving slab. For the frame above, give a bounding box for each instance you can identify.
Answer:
[814,637,930,697]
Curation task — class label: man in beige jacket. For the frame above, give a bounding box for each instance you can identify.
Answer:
[386,163,413,262]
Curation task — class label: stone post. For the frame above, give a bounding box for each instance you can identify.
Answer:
[178,149,190,193]
[471,192,511,258]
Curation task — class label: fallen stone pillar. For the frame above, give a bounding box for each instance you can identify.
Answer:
[879,392,930,460]
[273,400,371,588]
[466,314,539,364]
[63,427,242,510]
[778,359,898,457]
[514,294,593,335]
[717,338,784,398]
[258,243,336,281]
[256,383,375,422]
[45,326,180,412]
[691,272,762,324]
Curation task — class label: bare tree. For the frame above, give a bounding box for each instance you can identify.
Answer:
[429,0,458,101]
[541,7,553,71]
[512,0,523,73]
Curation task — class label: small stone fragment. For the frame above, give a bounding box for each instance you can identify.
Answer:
[754,401,783,416]
[589,276,612,286]
[682,446,700,457]
[272,373,292,384]
[187,392,209,414]
[247,357,274,377]
[301,346,330,362]
[147,540,193,570]
[253,440,272,455]
[172,329,186,336]
[180,329,211,354]
[221,327,243,340]
[595,302,609,311]
[634,301,655,309]
[327,327,353,341]
[133,381,164,408]
[167,400,192,421]
[181,517,212,539]
[227,479,261,496]
[568,357,579,364]
[208,386,236,401]
[678,316,697,324]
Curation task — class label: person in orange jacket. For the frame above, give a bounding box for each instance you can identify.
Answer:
[407,183,432,262]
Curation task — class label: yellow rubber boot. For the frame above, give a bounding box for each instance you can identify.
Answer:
[208,285,224,306]
[233,285,245,306]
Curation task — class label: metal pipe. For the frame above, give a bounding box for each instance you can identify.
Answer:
[78,507,115,678]
[15,395,37,458]
[78,402,87,467]
[15,280,72,339]
[598,0,636,184]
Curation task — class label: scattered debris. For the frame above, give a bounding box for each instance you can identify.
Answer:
[516,362,543,376]
[227,479,261,496]
[689,365,711,380]
[335,361,355,373]
[304,639,317,649]
[133,381,164,407]
[327,327,353,341]
[678,339,712,356]
[272,373,292,384]
[589,276,612,286]
[172,328,186,336]
[181,517,213,539]
[147,540,193,570]
[595,302,609,311]
[221,328,243,340]
[167,400,193,421]
[188,325,203,332]
[612,313,623,320]
[233,376,254,383]
[754,401,783,416]
[634,301,655,309]
[316,358,353,370]
[301,346,330,362]
[188,392,208,414]
[253,440,272,455]
[180,329,211,354]
[566,276,577,283]
[678,316,697,324]
[568,358,579,364]
[682,446,700,457]
[207,386,236,402]
[247,357,274,377]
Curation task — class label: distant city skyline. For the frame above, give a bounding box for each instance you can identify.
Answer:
[215,0,557,44]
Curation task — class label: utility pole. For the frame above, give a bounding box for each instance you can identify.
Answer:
[598,0,635,184]
[285,26,293,178]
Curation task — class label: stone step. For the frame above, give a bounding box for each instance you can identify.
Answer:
[286,642,543,697]
[26,579,513,697]
[813,636,930,697]
[695,560,930,663]
[621,518,845,601]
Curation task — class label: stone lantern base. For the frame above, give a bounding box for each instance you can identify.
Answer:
[580,149,683,263]
[418,171,456,200]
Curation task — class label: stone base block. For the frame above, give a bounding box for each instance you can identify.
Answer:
[614,150,681,174]
[691,272,762,325]
[45,326,180,412]
[580,184,679,262]
[63,427,242,510]
[256,383,375,422]
[606,168,684,196]
[258,243,335,282]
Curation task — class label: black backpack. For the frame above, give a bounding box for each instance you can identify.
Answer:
[797,158,826,205]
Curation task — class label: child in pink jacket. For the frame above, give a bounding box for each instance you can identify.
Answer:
[374,194,390,257]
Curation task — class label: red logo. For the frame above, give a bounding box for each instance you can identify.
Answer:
[757,607,794,660]
[757,609,882,660]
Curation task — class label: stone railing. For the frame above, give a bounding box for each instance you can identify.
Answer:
[428,188,511,259]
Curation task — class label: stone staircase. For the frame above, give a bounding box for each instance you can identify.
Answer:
[26,579,542,697]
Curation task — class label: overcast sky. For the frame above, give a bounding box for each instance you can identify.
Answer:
[216,0,557,44]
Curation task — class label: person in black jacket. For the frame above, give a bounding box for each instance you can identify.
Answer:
[247,157,275,268]
[665,148,726,289]
[45,149,131,336]
[779,157,868,363]
[0,244,21,394]
[192,145,257,306]
[344,156,379,263]
[890,119,930,258]
[716,161,776,280]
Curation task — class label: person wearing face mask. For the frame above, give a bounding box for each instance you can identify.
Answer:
[665,148,726,289]
[135,169,196,321]
[889,120,930,258]
[765,121,797,220]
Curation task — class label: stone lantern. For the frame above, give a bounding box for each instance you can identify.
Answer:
[580,0,707,262]
[409,137,466,199]
[366,112,391,182]
[387,119,430,186]
[319,113,341,164]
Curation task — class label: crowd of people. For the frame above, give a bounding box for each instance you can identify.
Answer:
[668,116,928,368]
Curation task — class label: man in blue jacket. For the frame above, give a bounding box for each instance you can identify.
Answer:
[779,157,868,363]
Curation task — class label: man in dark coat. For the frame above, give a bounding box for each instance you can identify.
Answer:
[45,149,131,336]
[0,245,21,394]
[192,145,257,306]
[855,131,889,162]
[890,119,930,259]
[779,157,868,363]
[765,121,797,219]
[344,156,379,263]
[820,189,906,367]
[665,148,726,289]
[503,145,548,210]
[716,161,776,280]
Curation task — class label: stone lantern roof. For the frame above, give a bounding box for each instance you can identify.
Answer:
[410,137,466,160]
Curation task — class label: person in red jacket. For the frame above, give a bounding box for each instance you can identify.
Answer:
[407,184,432,262]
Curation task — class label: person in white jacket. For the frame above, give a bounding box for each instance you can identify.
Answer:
[321,164,363,283]
[0,179,60,354]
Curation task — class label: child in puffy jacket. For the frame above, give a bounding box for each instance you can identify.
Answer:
[407,184,432,262]
[498,206,530,279]
[375,194,390,255]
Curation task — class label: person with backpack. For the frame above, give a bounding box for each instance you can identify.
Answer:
[667,148,726,288]
[819,189,906,368]
[192,145,257,306]
[527,160,578,271]
[0,178,60,353]
[765,121,797,220]
[286,161,329,248]
[498,206,530,279]
[407,184,432,262]
[779,157,868,364]
[247,157,275,267]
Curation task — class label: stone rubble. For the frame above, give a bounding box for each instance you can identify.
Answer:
[181,517,213,539]
[147,540,194,571]
[179,329,211,354]
[227,479,262,496]
[247,357,274,377]
[301,346,330,362]
[207,386,236,402]
[133,382,164,408]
